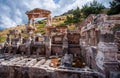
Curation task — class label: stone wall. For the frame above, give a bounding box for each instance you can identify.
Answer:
[114,31,120,61]
[78,14,120,77]
[67,32,81,55]
[52,35,64,44]
[0,65,103,78]
[68,45,81,55]
[51,45,62,55]
[67,33,80,44]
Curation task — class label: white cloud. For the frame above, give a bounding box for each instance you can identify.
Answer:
[54,0,93,15]
[1,15,17,28]
[98,0,112,7]
[0,0,111,29]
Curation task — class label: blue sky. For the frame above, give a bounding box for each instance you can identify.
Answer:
[0,0,112,29]
[54,0,60,3]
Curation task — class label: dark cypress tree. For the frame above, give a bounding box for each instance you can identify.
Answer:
[107,0,120,15]
[81,0,105,17]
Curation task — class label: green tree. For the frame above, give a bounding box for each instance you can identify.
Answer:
[73,7,81,23]
[81,0,105,17]
[107,0,120,15]
[64,15,73,25]
[62,9,74,15]
[64,7,81,25]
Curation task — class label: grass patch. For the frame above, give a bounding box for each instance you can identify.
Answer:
[0,36,5,42]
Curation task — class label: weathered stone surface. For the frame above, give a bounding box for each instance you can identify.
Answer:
[60,54,73,67]
[78,14,120,77]
[109,71,120,78]
[51,45,62,55]
[68,45,81,55]
[52,35,64,44]
[0,56,104,78]
[115,31,120,51]
[67,33,80,44]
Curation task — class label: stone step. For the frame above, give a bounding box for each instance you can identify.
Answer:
[34,59,46,67]
[25,59,37,67]
[15,58,32,66]
[41,60,51,68]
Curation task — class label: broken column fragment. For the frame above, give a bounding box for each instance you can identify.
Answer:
[60,54,73,67]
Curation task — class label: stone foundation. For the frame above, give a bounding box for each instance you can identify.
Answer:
[0,56,104,78]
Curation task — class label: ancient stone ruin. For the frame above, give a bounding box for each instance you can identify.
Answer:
[78,14,120,78]
[0,8,120,78]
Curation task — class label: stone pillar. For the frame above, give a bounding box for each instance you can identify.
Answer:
[32,18,35,27]
[45,36,51,58]
[28,18,31,27]
[95,30,99,46]
[46,15,52,26]
[92,29,95,46]
[27,18,31,33]
[18,34,23,44]
[6,34,11,44]
[62,34,68,55]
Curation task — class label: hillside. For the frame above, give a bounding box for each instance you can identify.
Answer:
[0,14,70,42]
[0,25,26,42]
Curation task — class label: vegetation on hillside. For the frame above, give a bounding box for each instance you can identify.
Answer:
[36,21,46,34]
[64,7,82,26]
[62,9,74,15]
[107,0,120,15]
[0,26,25,42]
[64,0,105,25]
[81,0,105,17]
[0,36,5,42]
